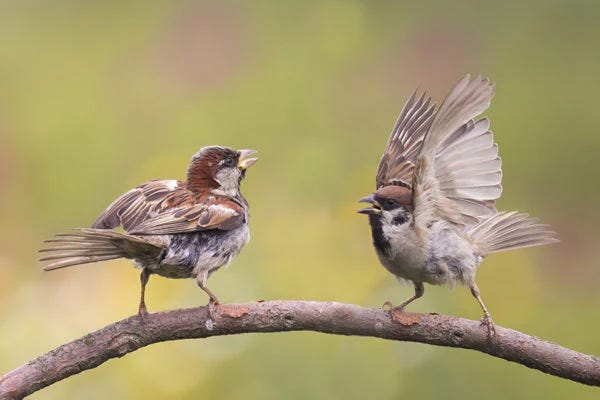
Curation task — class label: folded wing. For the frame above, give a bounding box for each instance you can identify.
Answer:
[92,179,184,231]
[129,201,244,234]
[41,180,246,270]
[92,179,245,235]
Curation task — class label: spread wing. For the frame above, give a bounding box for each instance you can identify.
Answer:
[412,75,500,227]
[92,179,244,235]
[375,90,436,189]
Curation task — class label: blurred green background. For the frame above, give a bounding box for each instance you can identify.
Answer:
[1,1,599,398]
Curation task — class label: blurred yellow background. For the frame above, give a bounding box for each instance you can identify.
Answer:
[1,1,599,398]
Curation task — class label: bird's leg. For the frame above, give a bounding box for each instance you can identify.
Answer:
[197,272,220,319]
[138,268,150,317]
[470,282,496,338]
[391,282,424,313]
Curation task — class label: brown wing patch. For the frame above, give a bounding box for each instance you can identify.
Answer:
[92,180,185,231]
[128,194,245,235]
[92,174,246,236]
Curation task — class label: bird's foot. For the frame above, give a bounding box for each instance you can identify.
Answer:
[389,304,407,319]
[480,313,496,339]
[138,302,149,318]
[381,301,394,310]
[207,298,221,320]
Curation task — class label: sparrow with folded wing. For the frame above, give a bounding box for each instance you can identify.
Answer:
[358,75,557,334]
[40,146,258,316]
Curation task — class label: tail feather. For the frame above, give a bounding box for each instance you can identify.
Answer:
[40,228,165,271]
[39,245,117,251]
[40,251,125,260]
[469,211,558,255]
[41,255,123,270]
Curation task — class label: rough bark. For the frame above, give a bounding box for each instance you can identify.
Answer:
[1,301,599,398]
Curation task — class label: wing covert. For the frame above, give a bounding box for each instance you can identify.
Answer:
[129,201,244,235]
[92,180,184,231]
[92,179,245,235]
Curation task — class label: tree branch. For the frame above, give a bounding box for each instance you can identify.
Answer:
[1,300,599,398]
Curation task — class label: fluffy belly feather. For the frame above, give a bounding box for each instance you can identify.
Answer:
[374,222,479,286]
[149,224,250,279]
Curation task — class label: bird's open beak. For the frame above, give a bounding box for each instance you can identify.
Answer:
[238,149,258,170]
[357,194,382,215]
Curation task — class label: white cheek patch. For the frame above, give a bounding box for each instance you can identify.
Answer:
[213,169,242,197]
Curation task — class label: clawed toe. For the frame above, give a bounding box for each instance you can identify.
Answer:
[389,304,407,317]
[207,299,221,319]
[480,313,496,338]
[391,304,406,312]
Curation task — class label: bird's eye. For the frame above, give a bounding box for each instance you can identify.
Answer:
[385,199,397,207]
[222,157,235,168]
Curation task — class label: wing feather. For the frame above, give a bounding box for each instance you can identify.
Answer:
[405,75,557,252]
[421,75,494,156]
[129,202,244,235]
[376,89,436,188]
[92,179,244,235]
[92,180,183,230]
[413,75,499,226]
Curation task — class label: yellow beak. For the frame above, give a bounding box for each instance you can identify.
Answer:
[238,149,258,170]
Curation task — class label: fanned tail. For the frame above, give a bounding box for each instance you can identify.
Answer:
[468,211,558,255]
[40,228,165,270]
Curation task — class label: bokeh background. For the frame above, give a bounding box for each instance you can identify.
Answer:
[1,1,599,398]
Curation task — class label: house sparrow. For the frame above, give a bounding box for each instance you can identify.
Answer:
[40,146,258,316]
[358,75,557,334]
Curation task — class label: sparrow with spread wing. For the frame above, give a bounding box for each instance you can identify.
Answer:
[358,75,557,334]
[40,146,258,316]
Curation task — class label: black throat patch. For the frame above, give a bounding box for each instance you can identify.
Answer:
[368,214,391,254]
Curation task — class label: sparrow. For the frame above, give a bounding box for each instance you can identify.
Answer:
[40,146,258,316]
[358,75,557,334]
